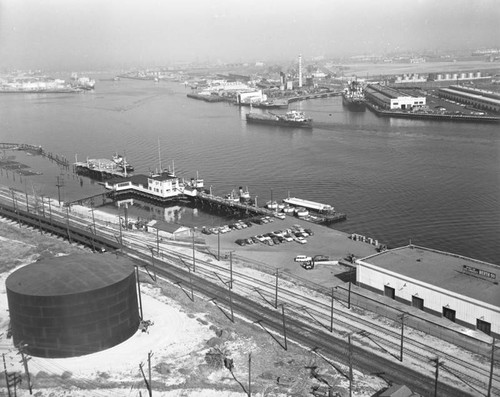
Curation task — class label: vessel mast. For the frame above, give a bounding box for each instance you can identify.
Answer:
[158,137,162,173]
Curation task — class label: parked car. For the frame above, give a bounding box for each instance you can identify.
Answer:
[235,239,246,246]
[296,236,307,244]
[295,255,312,262]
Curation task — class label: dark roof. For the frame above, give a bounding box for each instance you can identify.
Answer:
[107,172,177,187]
[6,253,135,296]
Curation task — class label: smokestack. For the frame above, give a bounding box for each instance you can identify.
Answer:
[298,54,303,88]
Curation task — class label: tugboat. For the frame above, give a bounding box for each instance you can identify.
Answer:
[245,110,313,128]
[342,80,366,112]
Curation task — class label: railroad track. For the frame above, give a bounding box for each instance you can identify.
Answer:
[0,189,498,396]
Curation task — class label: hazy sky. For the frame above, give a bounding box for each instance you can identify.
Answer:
[0,0,498,70]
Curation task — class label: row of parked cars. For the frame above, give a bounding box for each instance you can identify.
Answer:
[201,216,277,235]
[235,224,314,247]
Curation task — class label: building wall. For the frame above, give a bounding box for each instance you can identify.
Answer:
[356,262,500,337]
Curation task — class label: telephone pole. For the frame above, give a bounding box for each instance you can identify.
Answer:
[56,175,64,205]
[17,343,32,394]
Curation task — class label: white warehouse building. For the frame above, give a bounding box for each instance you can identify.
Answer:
[356,245,500,337]
[365,84,426,110]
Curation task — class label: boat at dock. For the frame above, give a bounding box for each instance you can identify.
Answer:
[342,80,366,112]
[245,110,313,128]
[281,196,346,224]
[112,153,134,172]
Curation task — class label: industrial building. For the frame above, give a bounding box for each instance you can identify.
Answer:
[438,85,500,113]
[356,245,499,337]
[6,253,140,358]
[364,84,426,110]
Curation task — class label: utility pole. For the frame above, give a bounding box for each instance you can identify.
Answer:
[248,352,252,397]
[139,351,153,397]
[192,227,196,273]
[217,232,220,261]
[48,198,52,225]
[89,204,96,235]
[488,337,498,397]
[135,266,143,320]
[398,313,408,362]
[56,175,63,205]
[17,343,32,394]
[275,269,279,309]
[330,287,334,332]
[229,251,233,289]
[281,304,288,351]
[432,357,443,397]
[348,333,353,397]
[3,353,11,397]
[65,206,72,243]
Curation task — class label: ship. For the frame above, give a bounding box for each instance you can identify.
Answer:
[342,80,366,112]
[245,110,313,128]
[112,153,134,172]
[70,73,96,90]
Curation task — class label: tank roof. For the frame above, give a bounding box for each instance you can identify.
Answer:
[6,253,135,296]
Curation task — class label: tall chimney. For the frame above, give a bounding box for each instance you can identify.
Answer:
[298,54,303,88]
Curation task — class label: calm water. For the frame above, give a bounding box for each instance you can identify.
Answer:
[0,79,499,264]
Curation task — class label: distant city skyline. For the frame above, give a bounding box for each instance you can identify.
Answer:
[0,0,498,71]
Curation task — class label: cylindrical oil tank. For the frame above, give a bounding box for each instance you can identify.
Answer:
[6,253,140,358]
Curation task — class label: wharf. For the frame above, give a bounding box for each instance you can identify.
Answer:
[194,191,275,217]
[366,102,500,123]
[186,93,230,103]
[288,91,342,103]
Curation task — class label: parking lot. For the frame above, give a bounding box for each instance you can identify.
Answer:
[201,215,380,288]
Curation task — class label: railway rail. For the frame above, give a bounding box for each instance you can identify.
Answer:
[0,188,498,396]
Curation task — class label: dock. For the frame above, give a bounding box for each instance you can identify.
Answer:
[194,191,276,217]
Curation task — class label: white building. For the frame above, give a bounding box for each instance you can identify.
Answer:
[365,84,426,110]
[236,90,267,104]
[356,245,500,337]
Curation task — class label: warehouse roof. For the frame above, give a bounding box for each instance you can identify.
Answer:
[358,245,500,307]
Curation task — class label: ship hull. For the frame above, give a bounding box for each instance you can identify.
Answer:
[245,114,313,129]
[342,94,366,112]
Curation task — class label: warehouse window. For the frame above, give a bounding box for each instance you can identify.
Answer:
[476,319,491,336]
[412,296,424,310]
[443,307,456,322]
[384,285,395,300]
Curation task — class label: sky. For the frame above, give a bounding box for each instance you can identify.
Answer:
[0,0,499,70]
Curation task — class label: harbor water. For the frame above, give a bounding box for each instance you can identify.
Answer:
[0,79,499,264]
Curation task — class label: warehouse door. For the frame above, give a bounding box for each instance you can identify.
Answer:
[476,319,491,336]
[412,296,424,310]
[443,307,456,322]
[384,285,395,300]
